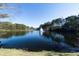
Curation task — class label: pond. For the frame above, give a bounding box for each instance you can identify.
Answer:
[0,30,79,52]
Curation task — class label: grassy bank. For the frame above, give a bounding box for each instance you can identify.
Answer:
[0,29,34,33]
[0,48,79,56]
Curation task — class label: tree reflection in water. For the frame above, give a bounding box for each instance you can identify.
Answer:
[41,31,79,52]
[42,31,64,43]
[62,32,79,48]
[42,31,79,47]
[0,31,27,38]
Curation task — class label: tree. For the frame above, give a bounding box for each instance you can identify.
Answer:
[39,15,79,32]
[51,18,64,27]
[14,23,26,30]
[62,15,79,31]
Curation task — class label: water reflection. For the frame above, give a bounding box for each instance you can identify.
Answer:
[42,31,64,42]
[41,31,79,52]
[0,30,79,52]
[0,31,27,38]
[62,32,79,48]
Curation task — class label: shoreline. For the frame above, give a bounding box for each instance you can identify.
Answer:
[0,29,34,32]
[0,48,78,56]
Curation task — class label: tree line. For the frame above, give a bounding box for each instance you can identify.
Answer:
[0,22,32,31]
[39,15,79,33]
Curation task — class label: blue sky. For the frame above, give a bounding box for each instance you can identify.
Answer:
[0,3,79,28]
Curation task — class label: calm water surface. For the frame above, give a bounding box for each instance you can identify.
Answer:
[0,30,79,52]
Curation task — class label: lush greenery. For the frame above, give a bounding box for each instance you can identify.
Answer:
[0,22,33,31]
[39,15,79,32]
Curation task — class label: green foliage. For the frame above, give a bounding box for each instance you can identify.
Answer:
[52,18,63,25]
[63,15,79,30]
[0,22,30,31]
[14,23,26,30]
[39,15,79,31]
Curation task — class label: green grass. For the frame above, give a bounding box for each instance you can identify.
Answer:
[0,28,34,34]
[0,48,79,56]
